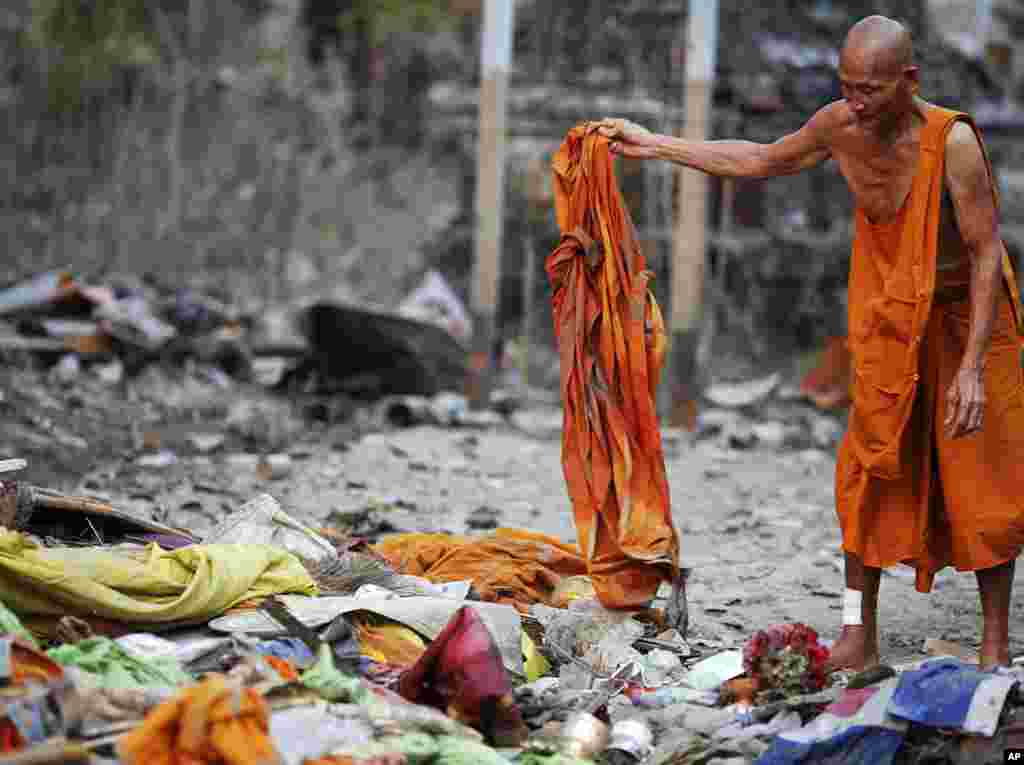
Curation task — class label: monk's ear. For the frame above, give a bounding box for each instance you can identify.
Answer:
[904,65,920,93]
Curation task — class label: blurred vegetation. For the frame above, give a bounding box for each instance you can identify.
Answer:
[336,0,453,42]
[28,0,158,109]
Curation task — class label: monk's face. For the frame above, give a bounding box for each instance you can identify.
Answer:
[838,44,917,132]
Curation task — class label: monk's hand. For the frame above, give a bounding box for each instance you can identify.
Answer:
[945,365,985,438]
[597,118,658,159]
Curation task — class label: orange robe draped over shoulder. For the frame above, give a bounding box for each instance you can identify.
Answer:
[547,124,680,609]
[837,105,1024,592]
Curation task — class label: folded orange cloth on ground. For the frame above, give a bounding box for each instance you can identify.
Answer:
[373,529,587,612]
[547,123,680,609]
[118,676,281,765]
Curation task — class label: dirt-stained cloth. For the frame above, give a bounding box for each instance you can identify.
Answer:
[373,529,588,612]
[546,123,680,609]
[837,105,1024,591]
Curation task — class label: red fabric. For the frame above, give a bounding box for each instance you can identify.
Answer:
[398,606,527,747]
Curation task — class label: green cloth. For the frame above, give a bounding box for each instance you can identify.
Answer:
[0,531,316,626]
[300,644,375,705]
[435,736,511,765]
[348,734,512,764]
[516,752,594,765]
[0,599,37,648]
[48,637,191,688]
[378,733,438,764]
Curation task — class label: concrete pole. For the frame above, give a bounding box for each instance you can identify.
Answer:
[668,0,718,428]
[467,0,514,408]
[519,232,537,391]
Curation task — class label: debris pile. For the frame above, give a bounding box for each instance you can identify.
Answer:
[0,450,1019,765]
[0,268,477,405]
[696,372,846,454]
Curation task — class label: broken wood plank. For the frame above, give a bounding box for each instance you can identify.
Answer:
[22,486,200,545]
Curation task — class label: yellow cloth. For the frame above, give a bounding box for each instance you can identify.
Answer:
[351,613,429,667]
[0,531,316,625]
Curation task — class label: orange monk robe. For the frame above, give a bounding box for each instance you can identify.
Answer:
[837,105,1024,592]
[547,124,680,610]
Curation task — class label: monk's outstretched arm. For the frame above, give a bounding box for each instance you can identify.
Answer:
[944,120,1006,438]
[597,106,834,177]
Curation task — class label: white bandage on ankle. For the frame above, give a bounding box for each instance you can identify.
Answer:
[842,588,863,626]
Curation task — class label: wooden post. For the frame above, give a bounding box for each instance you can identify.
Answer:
[668,0,719,429]
[519,232,537,391]
[467,0,515,408]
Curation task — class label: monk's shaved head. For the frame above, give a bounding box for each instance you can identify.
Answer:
[841,15,914,77]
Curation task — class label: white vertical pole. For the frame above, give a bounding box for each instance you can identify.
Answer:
[976,0,994,55]
[668,0,719,427]
[468,0,515,407]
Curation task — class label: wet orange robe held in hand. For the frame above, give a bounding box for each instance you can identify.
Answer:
[547,124,680,609]
[837,105,1024,591]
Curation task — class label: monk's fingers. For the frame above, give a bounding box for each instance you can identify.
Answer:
[598,118,625,136]
[968,400,985,432]
[944,389,959,428]
[958,398,976,434]
[952,397,983,438]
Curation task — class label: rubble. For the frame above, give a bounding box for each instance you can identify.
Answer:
[0,269,1017,765]
[0,268,479,411]
[0,466,1016,765]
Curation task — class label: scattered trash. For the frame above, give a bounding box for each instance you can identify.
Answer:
[186,432,226,454]
[373,529,589,611]
[558,711,610,759]
[136,449,178,469]
[256,454,293,481]
[0,530,315,636]
[0,264,1020,765]
[889,659,1017,737]
[294,301,467,398]
[396,269,472,344]
[705,373,781,409]
[922,637,978,664]
[202,493,338,565]
[683,650,746,691]
[47,637,191,688]
[6,484,197,547]
[399,605,528,746]
[465,505,502,531]
[606,718,654,762]
[757,678,906,765]
[117,675,280,765]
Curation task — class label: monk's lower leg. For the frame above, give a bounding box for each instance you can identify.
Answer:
[664,568,690,637]
[976,559,1015,669]
[825,552,881,672]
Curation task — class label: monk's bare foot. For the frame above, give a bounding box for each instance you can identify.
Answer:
[979,638,1010,670]
[824,626,879,673]
[664,568,690,637]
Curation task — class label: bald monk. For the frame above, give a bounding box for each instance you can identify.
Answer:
[600,15,1024,670]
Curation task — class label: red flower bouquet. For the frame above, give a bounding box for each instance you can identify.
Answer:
[742,622,831,698]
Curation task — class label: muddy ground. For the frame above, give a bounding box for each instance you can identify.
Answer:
[2,355,1020,667]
